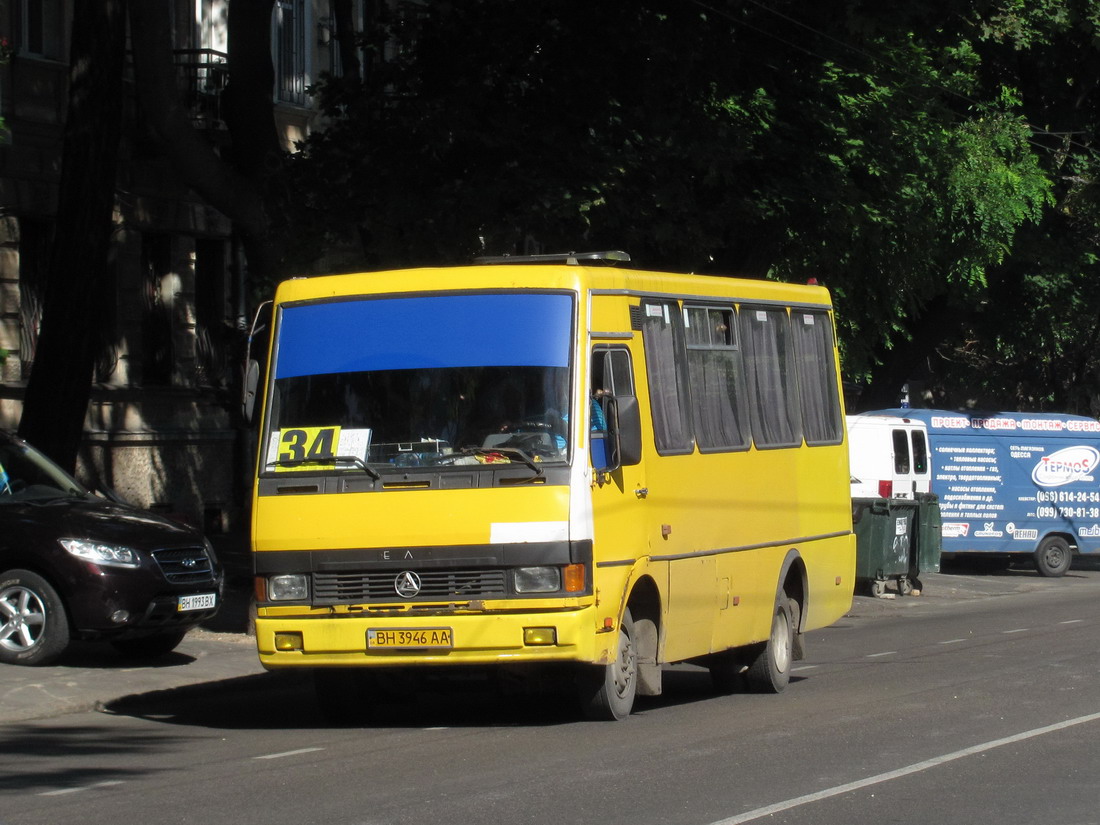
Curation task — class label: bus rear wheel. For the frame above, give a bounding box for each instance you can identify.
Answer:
[744,596,793,694]
[578,607,637,721]
[1034,536,1072,578]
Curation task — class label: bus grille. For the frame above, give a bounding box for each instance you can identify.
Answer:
[313,569,509,602]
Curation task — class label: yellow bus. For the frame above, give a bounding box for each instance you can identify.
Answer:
[249,252,855,720]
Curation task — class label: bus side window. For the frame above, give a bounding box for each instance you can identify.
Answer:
[641,300,693,455]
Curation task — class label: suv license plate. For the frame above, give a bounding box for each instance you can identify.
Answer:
[178,593,217,612]
[367,628,453,649]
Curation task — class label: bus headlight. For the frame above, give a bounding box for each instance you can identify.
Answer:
[514,566,561,593]
[268,574,310,601]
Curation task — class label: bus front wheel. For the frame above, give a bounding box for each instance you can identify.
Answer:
[578,607,637,721]
[744,596,793,694]
[1035,536,1072,578]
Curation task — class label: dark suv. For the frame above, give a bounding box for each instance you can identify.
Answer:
[0,433,222,666]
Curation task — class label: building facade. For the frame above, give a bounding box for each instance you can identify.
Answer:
[0,0,362,545]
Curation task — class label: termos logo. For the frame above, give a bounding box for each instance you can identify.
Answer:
[1032,446,1100,487]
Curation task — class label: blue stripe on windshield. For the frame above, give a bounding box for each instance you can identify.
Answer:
[275,293,573,379]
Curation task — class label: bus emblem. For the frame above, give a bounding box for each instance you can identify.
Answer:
[395,571,422,598]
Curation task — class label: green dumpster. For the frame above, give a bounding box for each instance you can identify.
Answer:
[853,497,918,597]
[910,492,943,583]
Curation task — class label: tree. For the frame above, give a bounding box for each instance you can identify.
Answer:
[290,0,1060,409]
[130,0,287,289]
[17,0,128,470]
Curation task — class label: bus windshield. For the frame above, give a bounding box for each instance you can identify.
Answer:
[262,292,575,473]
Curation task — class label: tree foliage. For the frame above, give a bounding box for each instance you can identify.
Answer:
[290,0,1100,412]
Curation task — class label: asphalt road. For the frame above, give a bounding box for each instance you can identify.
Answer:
[3,563,1100,825]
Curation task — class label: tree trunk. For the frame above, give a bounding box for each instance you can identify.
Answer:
[17,0,128,472]
[130,0,286,289]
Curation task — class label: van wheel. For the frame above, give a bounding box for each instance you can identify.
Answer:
[1035,537,1072,578]
[0,570,70,666]
[745,596,793,694]
[578,607,637,720]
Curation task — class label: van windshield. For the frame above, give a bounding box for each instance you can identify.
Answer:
[262,292,575,473]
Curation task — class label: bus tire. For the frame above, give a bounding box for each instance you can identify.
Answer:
[744,596,793,694]
[578,607,637,721]
[1034,536,1072,578]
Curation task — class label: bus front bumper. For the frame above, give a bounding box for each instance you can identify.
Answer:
[255,606,612,669]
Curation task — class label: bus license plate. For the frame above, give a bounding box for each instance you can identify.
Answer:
[178,593,217,612]
[367,628,453,649]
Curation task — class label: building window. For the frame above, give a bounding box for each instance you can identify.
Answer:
[274,0,307,105]
[19,0,64,59]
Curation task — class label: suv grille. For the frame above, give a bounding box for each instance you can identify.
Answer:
[151,546,216,584]
[314,569,508,602]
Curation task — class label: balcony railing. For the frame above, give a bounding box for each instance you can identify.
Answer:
[173,49,228,129]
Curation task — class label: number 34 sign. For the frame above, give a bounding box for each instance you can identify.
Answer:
[266,427,372,471]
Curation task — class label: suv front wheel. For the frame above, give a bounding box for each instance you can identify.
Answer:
[0,569,70,666]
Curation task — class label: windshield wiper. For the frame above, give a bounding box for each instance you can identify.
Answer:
[267,455,382,481]
[458,446,543,478]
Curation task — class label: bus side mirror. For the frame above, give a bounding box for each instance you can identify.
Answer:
[592,395,642,473]
[613,395,642,467]
[242,359,260,423]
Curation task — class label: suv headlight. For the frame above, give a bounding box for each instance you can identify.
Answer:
[60,538,140,568]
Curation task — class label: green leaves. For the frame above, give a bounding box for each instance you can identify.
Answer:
[285,0,1100,412]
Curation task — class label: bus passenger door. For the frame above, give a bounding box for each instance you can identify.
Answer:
[589,346,649,614]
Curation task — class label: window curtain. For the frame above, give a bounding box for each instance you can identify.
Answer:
[793,312,842,445]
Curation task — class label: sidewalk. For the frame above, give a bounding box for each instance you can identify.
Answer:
[1,563,1091,724]
[0,583,263,723]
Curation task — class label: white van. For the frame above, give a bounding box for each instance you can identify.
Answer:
[846,414,931,500]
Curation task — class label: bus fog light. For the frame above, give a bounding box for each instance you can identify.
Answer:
[275,631,303,651]
[523,627,557,646]
[269,574,309,601]
[514,566,561,593]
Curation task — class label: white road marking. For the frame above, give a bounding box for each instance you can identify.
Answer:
[866,651,896,658]
[39,780,124,797]
[791,665,817,672]
[939,639,967,645]
[253,747,325,760]
[1003,628,1029,634]
[1060,619,1084,625]
[705,711,1100,825]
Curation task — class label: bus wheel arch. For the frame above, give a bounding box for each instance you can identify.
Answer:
[776,550,808,661]
[1035,534,1074,578]
[576,575,661,720]
[626,575,662,697]
[744,550,807,694]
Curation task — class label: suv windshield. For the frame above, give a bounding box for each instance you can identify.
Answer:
[263,292,575,473]
[0,436,88,500]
